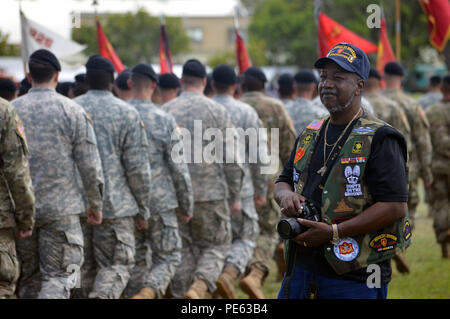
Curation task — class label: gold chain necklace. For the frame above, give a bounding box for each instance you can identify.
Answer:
[317,108,362,176]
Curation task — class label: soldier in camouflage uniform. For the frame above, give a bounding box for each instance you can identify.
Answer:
[418,75,442,110]
[277,73,295,109]
[383,62,433,231]
[162,59,243,299]
[0,98,35,298]
[121,63,194,299]
[211,65,269,299]
[73,56,151,299]
[238,66,297,299]
[425,75,450,259]
[286,70,329,136]
[13,50,104,299]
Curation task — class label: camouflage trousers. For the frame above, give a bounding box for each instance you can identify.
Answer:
[123,209,182,298]
[170,200,232,298]
[429,174,450,243]
[224,196,259,276]
[73,216,135,299]
[16,215,84,299]
[0,228,19,299]
[246,195,280,280]
[408,177,420,230]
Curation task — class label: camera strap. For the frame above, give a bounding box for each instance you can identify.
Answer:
[282,241,298,299]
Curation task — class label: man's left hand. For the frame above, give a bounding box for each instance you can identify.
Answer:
[293,219,333,247]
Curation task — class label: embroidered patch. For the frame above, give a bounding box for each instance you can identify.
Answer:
[344,165,363,197]
[306,119,324,130]
[341,157,366,164]
[16,121,25,137]
[293,168,300,183]
[302,134,313,145]
[334,237,359,262]
[294,148,306,163]
[141,120,146,129]
[403,221,411,241]
[352,127,375,134]
[351,141,363,154]
[85,112,93,124]
[369,234,398,252]
[334,199,354,213]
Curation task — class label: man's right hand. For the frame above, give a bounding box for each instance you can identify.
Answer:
[87,209,102,226]
[275,182,305,217]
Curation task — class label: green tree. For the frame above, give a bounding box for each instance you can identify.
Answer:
[72,8,189,67]
[0,30,20,56]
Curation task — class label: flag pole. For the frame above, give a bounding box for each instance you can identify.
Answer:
[19,0,28,76]
[395,0,401,61]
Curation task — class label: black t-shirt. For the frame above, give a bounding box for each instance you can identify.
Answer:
[276,118,408,284]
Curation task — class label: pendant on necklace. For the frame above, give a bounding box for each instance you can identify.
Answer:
[317,166,327,176]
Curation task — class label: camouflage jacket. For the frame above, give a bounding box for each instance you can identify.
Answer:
[162,91,243,203]
[213,94,269,199]
[13,88,104,221]
[285,97,328,136]
[75,90,151,219]
[383,88,433,183]
[426,100,450,175]
[418,92,443,110]
[0,98,35,230]
[129,99,194,218]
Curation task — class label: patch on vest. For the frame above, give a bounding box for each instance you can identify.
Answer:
[306,119,324,130]
[340,157,366,164]
[334,237,359,262]
[344,165,362,197]
[369,234,398,252]
[302,133,313,145]
[294,147,306,163]
[351,141,363,154]
[403,221,411,241]
[352,127,375,134]
[334,199,354,213]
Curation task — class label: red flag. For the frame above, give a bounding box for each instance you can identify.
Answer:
[159,23,173,74]
[317,12,378,57]
[96,19,124,73]
[419,0,450,52]
[376,18,396,77]
[235,29,251,75]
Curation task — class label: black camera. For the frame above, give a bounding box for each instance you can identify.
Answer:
[277,201,320,240]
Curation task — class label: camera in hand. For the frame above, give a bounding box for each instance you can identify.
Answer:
[277,200,320,240]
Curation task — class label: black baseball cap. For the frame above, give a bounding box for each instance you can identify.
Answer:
[243,66,267,83]
[314,42,370,81]
[86,55,115,74]
[384,61,404,76]
[182,59,206,78]
[158,73,180,89]
[115,69,131,90]
[29,49,61,71]
[212,64,237,85]
[132,63,158,82]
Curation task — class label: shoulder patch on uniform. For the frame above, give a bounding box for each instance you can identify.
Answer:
[175,124,182,135]
[85,112,93,124]
[16,120,25,137]
[141,120,146,129]
[306,119,324,130]
[294,147,306,163]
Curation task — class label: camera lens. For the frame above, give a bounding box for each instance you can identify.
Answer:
[277,218,302,240]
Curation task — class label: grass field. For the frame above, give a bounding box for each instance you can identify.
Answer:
[235,180,450,299]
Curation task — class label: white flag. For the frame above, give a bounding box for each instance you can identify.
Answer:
[20,10,86,66]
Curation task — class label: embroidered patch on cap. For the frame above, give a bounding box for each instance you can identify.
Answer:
[294,147,306,163]
[327,44,357,63]
[306,119,324,130]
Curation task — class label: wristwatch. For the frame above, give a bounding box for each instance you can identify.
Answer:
[331,224,340,245]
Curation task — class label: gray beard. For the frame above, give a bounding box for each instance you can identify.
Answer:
[326,91,355,114]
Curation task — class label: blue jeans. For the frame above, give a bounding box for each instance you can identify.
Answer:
[278,265,388,299]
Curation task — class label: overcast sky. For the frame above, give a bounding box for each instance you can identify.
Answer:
[1,0,240,44]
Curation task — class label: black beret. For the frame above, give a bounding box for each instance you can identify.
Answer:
[384,61,404,76]
[86,55,115,74]
[277,73,294,88]
[212,64,237,85]
[294,70,317,84]
[158,73,180,89]
[19,77,31,89]
[443,75,450,85]
[243,66,267,83]
[368,68,382,80]
[429,75,441,86]
[29,49,61,71]
[0,78,17,92]
[131,63,158,82]
[74,73,86,83]
[115,69,131,90]
[182,59,206,78]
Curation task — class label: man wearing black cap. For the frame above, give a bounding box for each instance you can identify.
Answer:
[113,69,133,101]
[73,73,88,98]
[73,55,151,299]
[12,49,105,299]
[211,64,269,299]
[285,70,328,135]
[162,59,244,299]
[0,78,18,101]
[383,61,433,237]
[159,73,181,104]
[123,63,193,299]
[418,75,443,110]
[277,73,295,107]
[274,43,410,299]
[238,66,296,299]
